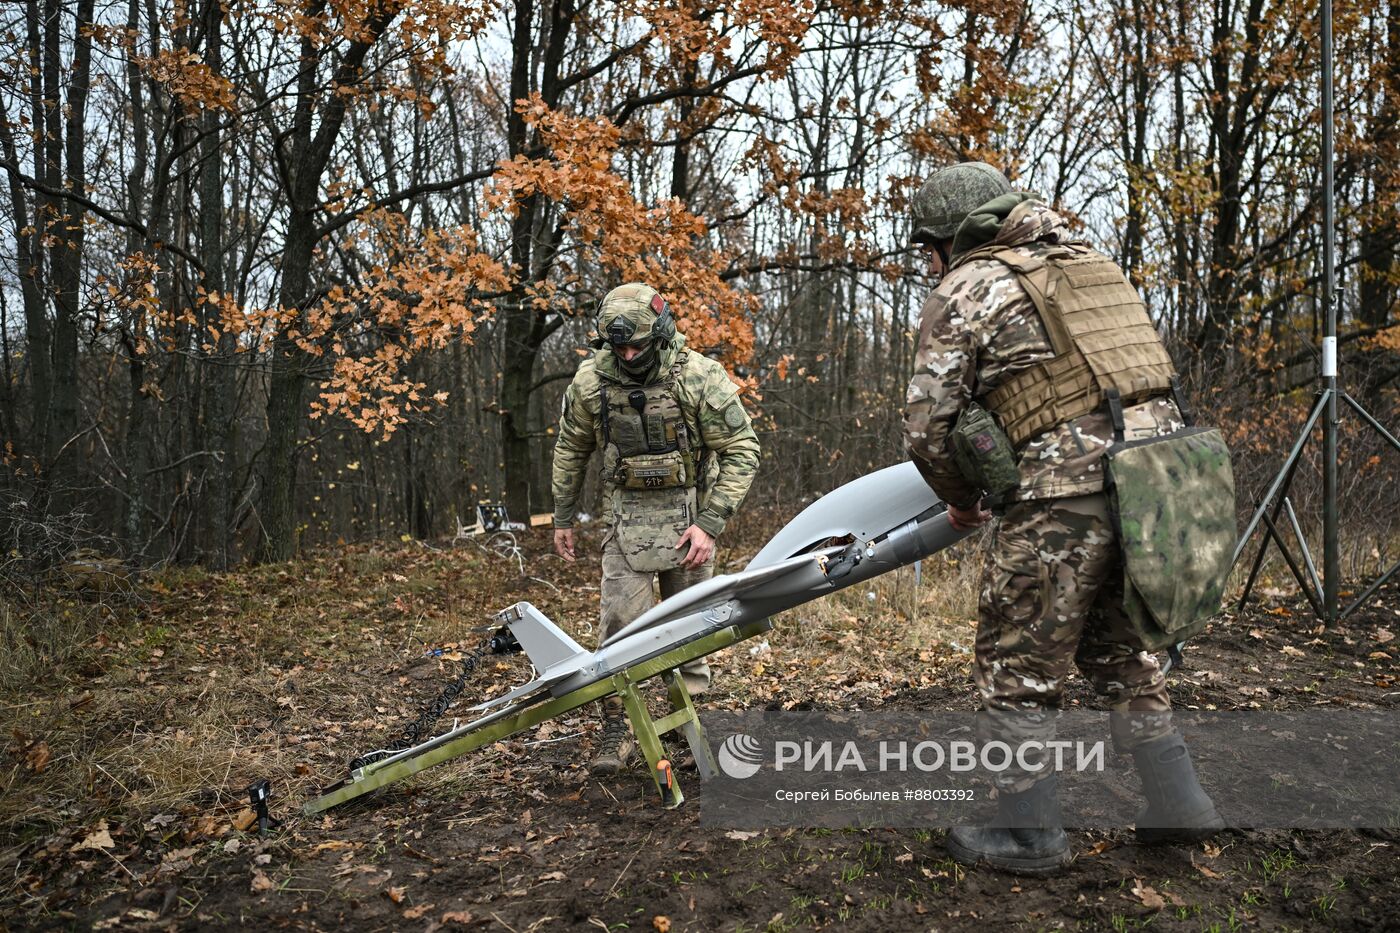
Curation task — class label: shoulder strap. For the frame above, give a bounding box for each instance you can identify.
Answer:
[1170,375,1194,427]
[965,245,1076,355]
[1104,387,1126,444]
[598,382,611,446]
[669,360,692,454]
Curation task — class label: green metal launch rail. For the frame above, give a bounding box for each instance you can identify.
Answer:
[305,619,772,814]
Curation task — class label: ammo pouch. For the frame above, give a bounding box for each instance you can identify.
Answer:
[951,403,1021,506]
[617,450,689,490]
[612,486,696,573]
[1103,427,1237,650]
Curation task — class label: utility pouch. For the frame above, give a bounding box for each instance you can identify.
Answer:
[617,450,689,490]
[1104,427,1237,650]
[613,487,695,573]
[951,404,1021,505]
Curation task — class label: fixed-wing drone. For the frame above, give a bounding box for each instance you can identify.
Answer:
[305,462,970,814]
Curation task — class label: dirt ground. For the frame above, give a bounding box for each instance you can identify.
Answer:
[4,525,1400,931]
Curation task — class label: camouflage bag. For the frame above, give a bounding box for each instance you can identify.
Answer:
[1104,427,1237,650]
[951,403,1021,506]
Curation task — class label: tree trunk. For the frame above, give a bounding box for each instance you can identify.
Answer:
[0,103,49,461]
[257,226,314,562]
[1360,0,1399,331]
[199,0,235,567]
[120,0,152,556]
[500,0,543,521]
[1120,0,1149,285]
[44,0,94,480]
[254,7,398,562]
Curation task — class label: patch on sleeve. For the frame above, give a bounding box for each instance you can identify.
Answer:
[723,401,746,430]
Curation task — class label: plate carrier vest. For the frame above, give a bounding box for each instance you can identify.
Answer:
[599,360,705,573]
[958,242,1177,447]
[598,360,698,491]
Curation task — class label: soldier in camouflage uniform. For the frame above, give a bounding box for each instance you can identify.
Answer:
[552,283,760,775]
[904,163,1223,874]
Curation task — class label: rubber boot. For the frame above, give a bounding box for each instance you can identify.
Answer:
[946,774,1072,875]
[590,696,636,775]
[1132,733,1224,844]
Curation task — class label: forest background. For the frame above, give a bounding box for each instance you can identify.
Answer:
[2,0,1399,577]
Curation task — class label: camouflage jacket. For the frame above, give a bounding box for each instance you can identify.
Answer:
[551,334,761,538]
[904,195,1183,508]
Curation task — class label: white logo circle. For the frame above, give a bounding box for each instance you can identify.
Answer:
[717,733,763,779]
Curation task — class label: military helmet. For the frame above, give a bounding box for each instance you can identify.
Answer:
[595,282,676,348]
[910,162,1013,244]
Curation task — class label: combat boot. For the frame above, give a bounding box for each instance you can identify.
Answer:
[1132,733,1224,844]
[946,774,1072,875]
[590,696,636,775]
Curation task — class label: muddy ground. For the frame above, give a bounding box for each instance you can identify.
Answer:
[4,526,1400,931]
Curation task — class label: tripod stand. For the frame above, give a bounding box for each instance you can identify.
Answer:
[1232,0,1400,623]
[1235,387,1400,621]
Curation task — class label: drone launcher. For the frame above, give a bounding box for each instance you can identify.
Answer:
[305,463,970,814]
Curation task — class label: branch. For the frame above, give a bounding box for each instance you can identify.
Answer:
[555,36,650,94]
[1272,325,1398,371]
[0,158,205,271]
[529,370,578,394]
[315,165,499,238]
[145,450,223,475]
[611,65,767,127]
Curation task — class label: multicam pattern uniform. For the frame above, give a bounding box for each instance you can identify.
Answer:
[552,333,760,646]
[903,198,1183,790]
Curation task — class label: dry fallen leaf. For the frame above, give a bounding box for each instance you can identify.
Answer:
[1202,841,1223,858]
[1280,645,1306,658]
[538,871,567,882]
[187,814,220,840]
[250,869,276,893]
[1082,839,1116,857]
[442,911,474,925]
[894,852,913,864]
[725,830,760,841]
[311,839,356,854]
[653,916,672,933]
[403,903,434,920]
[1195,861,1223,879]
[95,908,161,929]
[1376,628,1395,644]
[231,809,258,833]
[385,885,406,904]
[1131,880,1166,911]
[72,822,115,852]
[25,741,51,774]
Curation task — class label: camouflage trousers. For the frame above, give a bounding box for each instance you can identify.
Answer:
[600,531,712,691]
[976,493,1172,791]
